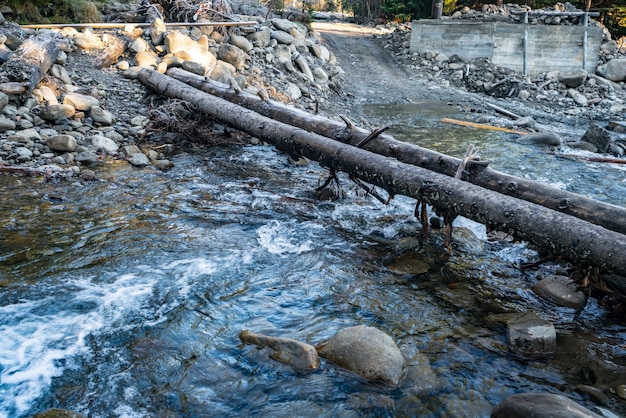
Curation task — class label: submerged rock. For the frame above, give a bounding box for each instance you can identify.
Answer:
[239,330,320,371]
[316,325,405,385]
[491,392,602,418]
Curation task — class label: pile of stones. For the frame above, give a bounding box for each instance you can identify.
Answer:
[0,8,344,178]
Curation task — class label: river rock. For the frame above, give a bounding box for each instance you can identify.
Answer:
[507,315,556,359]
[63,93,100,111]
[129,37,150,53]
[33,408,87,418]
[491,393,602,418]
[531,275,587,309]
[75,151,99,165]
[33,85,59,105]
[271,18,296,32]
[89,106,114,125]
[294,54,314,82]
[50,63,72,85]
[73,31,105,50]
[15,146,33,161]
[518,132,561,146]
[47,134,77,152]
[39,104,76,121]
[312,67,329,84]
[218,44,246,71]
[90,134,118,152]
[271,30,296,45]
[316,325,405,385]
[309,44,331,62]
[164,31,217,72]
[558,69,587,88]
[248,27,271,48]
[568,88,588,106]
[12,128,41,142]
[387,252,431,275]
[580,124,611,153]
[0,90,8,111]
[0,114,15,131]
[128,152,150,167]
[136,50,160,68]
[598,58,626,82]
[239,330,320,371]
[209,63,233,84]
[230,34,253,52]
[182,60,208,76]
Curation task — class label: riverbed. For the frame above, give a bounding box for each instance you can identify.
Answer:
[2,100,626,417]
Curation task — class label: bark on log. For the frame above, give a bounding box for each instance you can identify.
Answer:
[139,68,626,276]
[167,67,626,236]
[0,33,60,97]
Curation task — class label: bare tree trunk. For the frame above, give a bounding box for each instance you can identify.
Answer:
[138,68,626,276]
[167,67,626,236]
[0,33,60,97]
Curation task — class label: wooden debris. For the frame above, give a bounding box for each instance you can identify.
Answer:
[441,117,528,135]
[166,68,626,236]
[138,68,626,276]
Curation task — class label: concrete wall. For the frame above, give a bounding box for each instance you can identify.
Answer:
[410,20,603,76]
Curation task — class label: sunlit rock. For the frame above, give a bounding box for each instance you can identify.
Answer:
[317,325,405,385]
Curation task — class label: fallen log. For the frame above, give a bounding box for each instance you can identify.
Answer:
[0,33,60,97]
[139,68,626,276]
[166,68,626,236]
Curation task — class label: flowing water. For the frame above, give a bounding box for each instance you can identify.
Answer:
[1,102,625,417]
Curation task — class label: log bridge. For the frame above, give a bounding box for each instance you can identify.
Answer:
[138,68,626,277]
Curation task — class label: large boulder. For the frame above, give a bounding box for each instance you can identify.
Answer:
[316,325,405,385]
[491,393,602,417]
[598,58,626,82]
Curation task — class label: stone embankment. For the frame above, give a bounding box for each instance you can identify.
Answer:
[0,10,344,178]
[374,3,626,156]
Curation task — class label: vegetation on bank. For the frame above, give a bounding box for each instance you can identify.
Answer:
[2,0,625,39]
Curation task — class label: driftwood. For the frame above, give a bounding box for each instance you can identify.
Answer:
[0,33,60,97]
[545,152,626,165]
[166,68,626,236]
[139,68,626,276]
[19,22,257,30]
[441,117,528,135]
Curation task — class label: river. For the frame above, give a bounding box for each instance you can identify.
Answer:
[1,98,626,417]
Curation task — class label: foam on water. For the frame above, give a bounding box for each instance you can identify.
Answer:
[257,220,324,256]
[0,258,218,417]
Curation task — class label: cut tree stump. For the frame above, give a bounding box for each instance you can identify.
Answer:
[139,68,626,277]
[0,33,60,97]
[167,67,626,236]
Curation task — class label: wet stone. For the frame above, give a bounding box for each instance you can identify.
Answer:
[492,393,602,418]
[317,325,405,385]
[532,275,587,309]
[507,315,556,359]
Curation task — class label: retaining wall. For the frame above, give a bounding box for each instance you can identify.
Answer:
[410,20,603,76]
